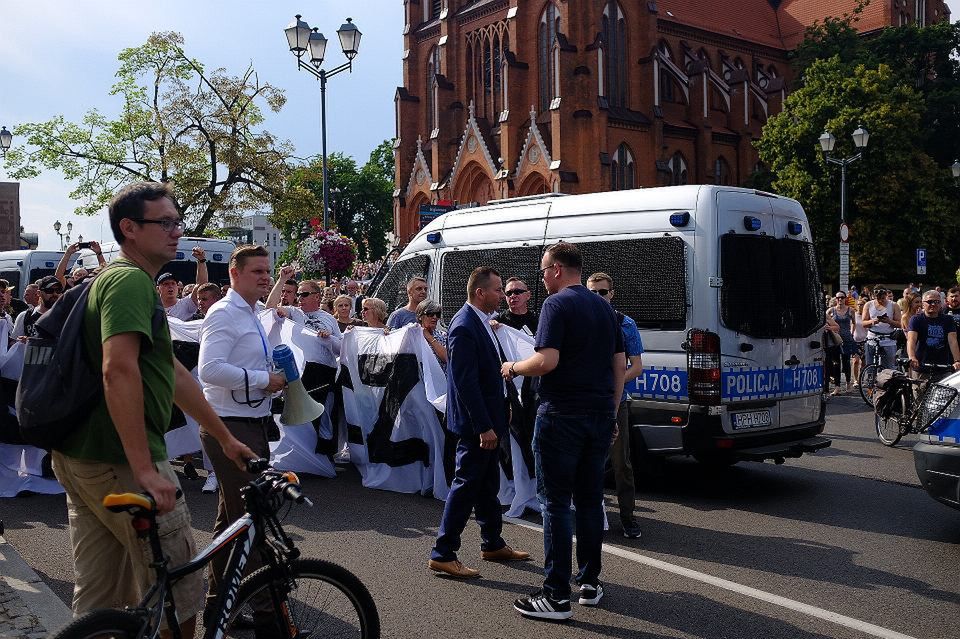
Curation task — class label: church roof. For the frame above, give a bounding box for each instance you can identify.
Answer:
[656,0,892,50]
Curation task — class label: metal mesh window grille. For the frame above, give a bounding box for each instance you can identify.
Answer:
[720,235,824,338]
[438,237,687,328]
[372,254,430,315]
[914,383,959,433]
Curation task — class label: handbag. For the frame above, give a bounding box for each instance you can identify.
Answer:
[825,329,843,347]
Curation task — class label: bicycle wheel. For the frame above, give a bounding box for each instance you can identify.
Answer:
[859,365,879,406]
[876,392,907,446]
[52,609,145,639]
[229,558,380,639]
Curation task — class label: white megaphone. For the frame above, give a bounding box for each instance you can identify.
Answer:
[273,345,325,425]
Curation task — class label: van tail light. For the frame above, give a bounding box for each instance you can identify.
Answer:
[686,328,721,406]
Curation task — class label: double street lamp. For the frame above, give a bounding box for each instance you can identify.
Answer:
[819,125,870,294]
[53,220,72,250]
[284,14,362,230]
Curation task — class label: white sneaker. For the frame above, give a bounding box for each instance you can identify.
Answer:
[201,473,218,494]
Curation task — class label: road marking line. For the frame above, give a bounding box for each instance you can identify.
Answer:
[505,517,917,639]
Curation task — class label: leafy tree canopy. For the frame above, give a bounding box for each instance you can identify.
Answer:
[272,139,395,264]
[3,32,293,235]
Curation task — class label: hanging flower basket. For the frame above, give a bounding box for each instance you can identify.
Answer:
[297,226,357,279]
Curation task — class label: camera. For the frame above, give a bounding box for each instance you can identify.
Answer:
[77,242,92,250]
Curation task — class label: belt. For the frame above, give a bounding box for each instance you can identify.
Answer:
[221,415,273,425]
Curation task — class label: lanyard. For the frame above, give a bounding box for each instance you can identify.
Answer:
[250,307,271,369]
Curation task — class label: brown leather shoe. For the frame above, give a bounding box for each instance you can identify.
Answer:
[481,545,531,561]
[428,559,480,578]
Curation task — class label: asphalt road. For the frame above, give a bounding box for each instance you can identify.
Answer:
[3,394,959,639]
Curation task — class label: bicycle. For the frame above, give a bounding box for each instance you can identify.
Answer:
[874,360,958,446]
[53,459,380,639]
[857,330,903,406]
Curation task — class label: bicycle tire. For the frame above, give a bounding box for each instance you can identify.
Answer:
[51,608,145,639]
[858,365,880,406]
[229,558,380,639]
[876,392,907,447]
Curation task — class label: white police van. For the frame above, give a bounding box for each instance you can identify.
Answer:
[0,250,75,297]
[914,371,960,510]
[76,237,235,286]
[374,185,830,467]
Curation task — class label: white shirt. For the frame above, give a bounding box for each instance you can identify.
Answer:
[468,302,506,396]
[11,310,32,339]
[165,296,198,321]
[198,289,274,417]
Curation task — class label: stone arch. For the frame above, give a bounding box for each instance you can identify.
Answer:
[454,161,495,206]
[517,172,549,197]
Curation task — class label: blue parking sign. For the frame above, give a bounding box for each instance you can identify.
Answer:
[917,248,926,275]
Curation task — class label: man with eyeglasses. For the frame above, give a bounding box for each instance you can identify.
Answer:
[51,182,255,637]
[586,272,644,540]
[12,276,63,340]
[157,246,209,321]
[906,290,960,373]
[497,277,538,335]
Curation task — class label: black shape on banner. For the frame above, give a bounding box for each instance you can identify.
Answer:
[172,340,200,372]
[359,352,430,467]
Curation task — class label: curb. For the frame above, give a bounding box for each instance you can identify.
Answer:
[0,535,73,637]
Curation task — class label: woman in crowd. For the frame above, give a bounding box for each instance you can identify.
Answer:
[861,287,900,371]
[824,298,843,395]
[851,297,868,387]
[416,299,447,367]
[900,293,921,331]
[333,294,365,332]
[360,297,390,333]
[827,291,857,393]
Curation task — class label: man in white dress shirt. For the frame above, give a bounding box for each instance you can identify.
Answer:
[197,244,285,625]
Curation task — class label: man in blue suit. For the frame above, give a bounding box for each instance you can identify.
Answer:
[429,266,530,578]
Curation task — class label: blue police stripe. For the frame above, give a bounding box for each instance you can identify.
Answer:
[630,366,688,401]
[928,418,960,444]
[628,365,824,402]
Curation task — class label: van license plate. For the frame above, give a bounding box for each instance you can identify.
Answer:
[732,410,771,430]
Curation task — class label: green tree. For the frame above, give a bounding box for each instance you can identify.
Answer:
[3,32,292,235]
[272,139,395,263]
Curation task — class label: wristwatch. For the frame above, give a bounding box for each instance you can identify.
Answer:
[197,258,207,263]
[509,363,517,377]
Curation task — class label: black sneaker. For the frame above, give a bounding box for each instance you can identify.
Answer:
[621,519,642,539]
[578,582,604,606]
[514,589,573,620]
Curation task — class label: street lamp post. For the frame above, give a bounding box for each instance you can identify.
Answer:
[0,127,12,157]
[819,125,869,294]
[53,220,73,250]
[285,14,362,230]
[951,159,960,183]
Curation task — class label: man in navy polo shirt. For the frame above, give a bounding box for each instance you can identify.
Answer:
[502,242,626,621]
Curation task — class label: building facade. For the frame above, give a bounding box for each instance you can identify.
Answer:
[241,214,288,271]
[393,0,950,243]
[0,182,21,251]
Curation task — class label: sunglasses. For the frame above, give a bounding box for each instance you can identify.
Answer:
[923,300,941,305]
[296,291,318,298]
[422,311,442,318]
[505,289,528,297]
[591,288,610,296]
[43,287,64,294]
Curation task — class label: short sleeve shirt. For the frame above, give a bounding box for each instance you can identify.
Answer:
[165,296,198,321]
[387,308,417,330]
[497,310,539,335]
[60,259,175,464]
[620,314,644,401]
[535,285,624,414]
[908,313,957,366]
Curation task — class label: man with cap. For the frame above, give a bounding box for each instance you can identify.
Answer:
[157,246,208,320]
[13,275,63,340]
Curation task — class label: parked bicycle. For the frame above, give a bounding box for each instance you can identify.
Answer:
[52,459,380,639]
[873,360,957,446]
[857,330,904,406]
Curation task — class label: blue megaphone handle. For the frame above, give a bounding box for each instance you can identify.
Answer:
[272,345,301,383]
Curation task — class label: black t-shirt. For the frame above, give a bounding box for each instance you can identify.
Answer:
[535,285,624,414]
[908,313,957,366]
[498,309,539,335]
[945,306,960,329]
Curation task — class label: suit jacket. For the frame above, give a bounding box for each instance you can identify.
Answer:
[351,295,366,317]
[446,304,508,438]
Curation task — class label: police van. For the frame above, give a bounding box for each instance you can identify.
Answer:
[76,237,235,286]
[374,185,830,467]
[0,250,74,297]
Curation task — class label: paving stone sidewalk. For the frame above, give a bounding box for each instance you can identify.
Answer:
[0,578,48,639]
[0,537,72,639]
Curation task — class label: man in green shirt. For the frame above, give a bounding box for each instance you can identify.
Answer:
[52,181,254,637]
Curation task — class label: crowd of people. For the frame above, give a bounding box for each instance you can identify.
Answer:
[823,284,960,394]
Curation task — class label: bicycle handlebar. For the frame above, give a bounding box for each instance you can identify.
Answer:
[895,357,957,373]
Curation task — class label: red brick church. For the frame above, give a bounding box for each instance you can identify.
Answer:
[392,0,950,243]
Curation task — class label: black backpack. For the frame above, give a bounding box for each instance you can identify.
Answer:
[16,275,105,449]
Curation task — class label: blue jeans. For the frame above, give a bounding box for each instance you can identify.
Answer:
[865,340,896,370]
[533,410,614,600]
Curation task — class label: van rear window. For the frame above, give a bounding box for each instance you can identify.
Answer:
[720,234,824,338]
[438,237,687,329]
[373,255,431,313]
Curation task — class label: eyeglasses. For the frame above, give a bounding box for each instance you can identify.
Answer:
[130,218,186,233]
[296,291,318,298]
[422,311,442,318]
[591,288,611,297]
[505,289,528,297]
[836,295,846,299]
[539,263,560,277]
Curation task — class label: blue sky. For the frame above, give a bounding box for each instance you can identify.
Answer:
[0,0,403,250]
[2,1,958,250]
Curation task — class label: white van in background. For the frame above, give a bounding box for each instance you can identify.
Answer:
[77,237,236,286]
[373,185,830,469]
[0,250,76,297]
